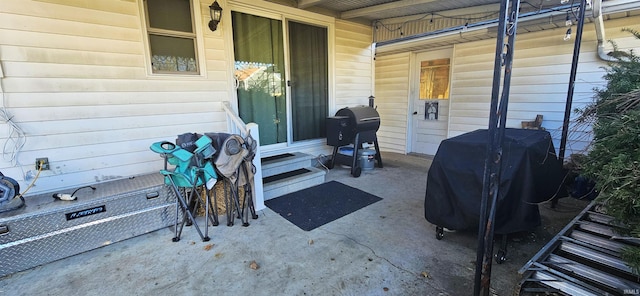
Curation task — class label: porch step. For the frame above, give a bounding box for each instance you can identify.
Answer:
[261,152,326,200]
[262,152,315,178]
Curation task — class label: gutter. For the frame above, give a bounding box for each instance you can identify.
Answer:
[593,0,617,61]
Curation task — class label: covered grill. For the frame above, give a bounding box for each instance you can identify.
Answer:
[424,128,566,261]
[326,106,383,177]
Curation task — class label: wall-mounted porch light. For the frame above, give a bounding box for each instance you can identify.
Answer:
[208,1,223,32]
[564,27,572,41]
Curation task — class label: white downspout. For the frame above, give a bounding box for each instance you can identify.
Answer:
[593,0,617,62]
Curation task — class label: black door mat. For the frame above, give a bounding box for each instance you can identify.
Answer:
[264,181,382,231]
[263,168,311,184]
[262,153,295,162]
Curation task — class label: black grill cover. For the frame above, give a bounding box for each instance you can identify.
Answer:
[424,128,565,234]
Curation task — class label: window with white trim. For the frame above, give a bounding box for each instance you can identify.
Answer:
[145,0,199,74]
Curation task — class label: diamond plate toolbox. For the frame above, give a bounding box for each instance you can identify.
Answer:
[0,173,176,277]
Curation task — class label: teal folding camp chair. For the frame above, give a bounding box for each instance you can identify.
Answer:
[150,135,218,242]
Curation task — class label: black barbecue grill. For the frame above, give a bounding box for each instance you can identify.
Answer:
[326,106,383,177]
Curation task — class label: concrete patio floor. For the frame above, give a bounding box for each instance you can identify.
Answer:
[0,152,590,296]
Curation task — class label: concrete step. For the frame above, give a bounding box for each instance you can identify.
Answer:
[261,152,326,200]
[262,166,326,201]
[261,152,315,178]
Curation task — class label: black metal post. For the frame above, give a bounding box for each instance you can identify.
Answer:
[559,0,587,162]
[474,0,508,292]
[473,0,520,295]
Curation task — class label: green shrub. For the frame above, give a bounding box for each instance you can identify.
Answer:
[579,28,640,274]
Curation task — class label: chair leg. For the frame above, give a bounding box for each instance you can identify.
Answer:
[175,187,191,241]
[187,187,209,241]
[211,185,222,227]
[187,189,199,226]
[201,185,211,242]
[229,182,244,223]
[223,180,234,226]
[167,178,206,242]
[240,184,257,225]
[240,185,250,227]
[188,173,210,241]
[172,187,180,242]
[207,185,219,227]
[239,164,258,223]
[244,183,258,220]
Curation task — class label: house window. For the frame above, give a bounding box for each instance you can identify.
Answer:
[145,0,198,74]
[420,58,450,99]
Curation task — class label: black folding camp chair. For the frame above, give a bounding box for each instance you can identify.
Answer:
[206,132,258,227]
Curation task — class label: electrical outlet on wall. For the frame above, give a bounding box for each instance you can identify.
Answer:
[36,158,49,170]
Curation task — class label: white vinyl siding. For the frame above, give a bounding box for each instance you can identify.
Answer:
[334,20,374,111]
[375,52,411,154]
[0,0,229,193]
[0,0,375,193]
[373,15,640,156]
[449,16,640,155]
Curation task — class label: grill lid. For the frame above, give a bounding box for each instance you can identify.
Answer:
[334,106,380,132]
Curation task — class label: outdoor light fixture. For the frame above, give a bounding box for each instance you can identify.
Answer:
[564,27,572,41]
[208,1,223,32]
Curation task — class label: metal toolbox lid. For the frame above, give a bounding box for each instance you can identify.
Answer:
[0,174,173,243]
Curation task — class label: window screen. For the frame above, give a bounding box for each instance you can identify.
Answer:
[145,0,198,74]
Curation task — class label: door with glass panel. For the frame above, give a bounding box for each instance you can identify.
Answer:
[231,12,328,146]
[288,21,328,142]
[410,49,452,155]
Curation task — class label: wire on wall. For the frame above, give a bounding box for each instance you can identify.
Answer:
[563,0,587,41]
[373,0,585,40]
[374,10,501,35]
[0,61,27,168]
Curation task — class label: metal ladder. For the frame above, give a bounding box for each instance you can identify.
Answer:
[517,201,640,295]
